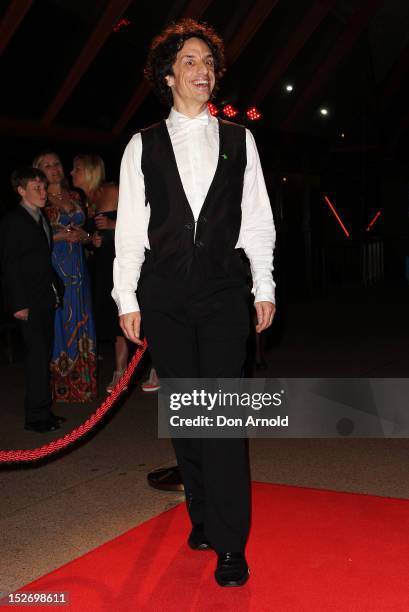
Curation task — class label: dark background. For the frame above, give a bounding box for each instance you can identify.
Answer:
[0,0,408,310]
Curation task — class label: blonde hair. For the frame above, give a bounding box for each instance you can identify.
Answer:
[74,154,106,192]
[32,151,69,189]
[33,150,60,169]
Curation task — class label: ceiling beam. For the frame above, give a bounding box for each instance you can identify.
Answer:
[42,0,132,126]
[181,0,213,19]
[226,0,278,65]
[0,0,33,57]
[0,115,114,145]
[252,0,337,106]
[281,0,385,132]
[112,0,214,135]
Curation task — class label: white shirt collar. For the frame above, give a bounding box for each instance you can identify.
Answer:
[168,107,211,128]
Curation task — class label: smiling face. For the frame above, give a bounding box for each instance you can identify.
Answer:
[167,37,215,115]
[17,177,48,209]
[37,153,64,186]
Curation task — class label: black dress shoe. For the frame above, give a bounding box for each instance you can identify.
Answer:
[215,552,249,587]
[147,465,184,491]
[50,413,67,424]
[188,525,212,550]
[24,419,61,433]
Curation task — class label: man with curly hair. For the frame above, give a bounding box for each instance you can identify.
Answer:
[113,18,276,587]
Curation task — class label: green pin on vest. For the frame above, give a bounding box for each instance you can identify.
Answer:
[222,153,228,160]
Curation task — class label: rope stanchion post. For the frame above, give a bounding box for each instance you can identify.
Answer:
[0,339,148,464]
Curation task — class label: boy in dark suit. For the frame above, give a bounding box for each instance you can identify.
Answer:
[1,167,65,432]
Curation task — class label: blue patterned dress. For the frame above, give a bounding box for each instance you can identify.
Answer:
[45,194,97,402]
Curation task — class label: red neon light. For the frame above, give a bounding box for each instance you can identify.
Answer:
[207,102,219,116]
[113,18,131,32]
[323,195,350,238]
[223,104,239,118]
[246,106,262,121]
[366,210,381,232]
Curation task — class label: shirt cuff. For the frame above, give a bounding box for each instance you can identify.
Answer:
[111,290,140,316]
[252,280,276,305]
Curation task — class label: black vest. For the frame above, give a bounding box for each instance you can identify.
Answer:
[140,118,247,281]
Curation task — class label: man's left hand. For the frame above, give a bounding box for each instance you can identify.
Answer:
[254,301,276,333]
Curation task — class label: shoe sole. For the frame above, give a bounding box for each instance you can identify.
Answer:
[215,570,250,587]
[147,479,184,492]
[141,385,160,392]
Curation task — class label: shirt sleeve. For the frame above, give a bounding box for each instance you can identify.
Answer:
[112,134,147,314]
[237,129,276,304]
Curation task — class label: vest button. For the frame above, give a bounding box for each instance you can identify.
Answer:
[195,240,204,248]
[184,223,193,230]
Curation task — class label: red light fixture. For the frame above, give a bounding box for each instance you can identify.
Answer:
[207,102,219,116]
[323,195,350,238]
[223,104,239,118]
[366,210,381,232]
[246,106,262,121]
[113,18,131,32]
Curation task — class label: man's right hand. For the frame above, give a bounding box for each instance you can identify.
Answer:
[14,308,29,320]
[119,311,143,345]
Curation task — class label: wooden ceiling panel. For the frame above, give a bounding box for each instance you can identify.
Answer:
[252,0,337,106]
[42,0,133,126]
[0,0,33,57]
[281,0,385,131]
[226,0,278,65]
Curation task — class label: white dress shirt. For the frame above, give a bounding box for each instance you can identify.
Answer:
[112,107,276,315]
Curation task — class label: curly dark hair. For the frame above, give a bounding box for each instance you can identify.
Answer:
[144,18,226,106]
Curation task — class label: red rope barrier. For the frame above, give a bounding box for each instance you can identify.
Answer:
[0,339,148,464]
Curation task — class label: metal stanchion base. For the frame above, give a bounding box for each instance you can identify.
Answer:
[147,465,184,492]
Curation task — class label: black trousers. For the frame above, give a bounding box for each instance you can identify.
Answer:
[139,271,251,553]
[18,307,54,423]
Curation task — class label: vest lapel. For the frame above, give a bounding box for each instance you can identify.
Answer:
[161,120,194,223]
[198,118,225,222]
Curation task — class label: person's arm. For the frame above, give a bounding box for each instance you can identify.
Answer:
[44,206,83,243]
[52,230,69,242]
[53,229,83,242]
[238,129,276,331]
[112,134,148,343]
[94,185,119,231]
[94,215,116,231]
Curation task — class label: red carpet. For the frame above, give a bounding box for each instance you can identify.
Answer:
[10,482,409,611]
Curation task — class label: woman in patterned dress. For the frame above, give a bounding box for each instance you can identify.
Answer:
[71,154,128,393]
[33,152,97,402]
